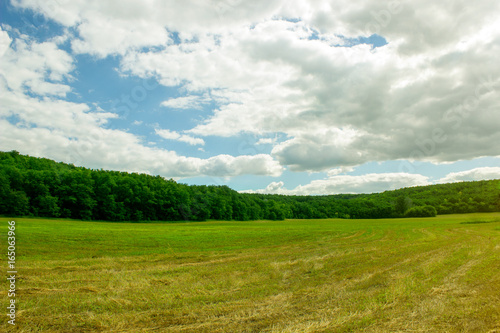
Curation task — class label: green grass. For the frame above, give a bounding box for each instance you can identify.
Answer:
[2,213,500,332]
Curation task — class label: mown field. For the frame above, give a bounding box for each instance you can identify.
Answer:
[2,213,500,332]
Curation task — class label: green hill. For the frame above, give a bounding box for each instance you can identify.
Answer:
[1,150,499,221]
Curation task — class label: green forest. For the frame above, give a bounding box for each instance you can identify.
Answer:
[1,151,499,221]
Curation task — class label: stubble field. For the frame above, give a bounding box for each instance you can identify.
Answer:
[2,213,500,332]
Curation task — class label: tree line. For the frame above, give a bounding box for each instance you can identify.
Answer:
[1,151,499,221]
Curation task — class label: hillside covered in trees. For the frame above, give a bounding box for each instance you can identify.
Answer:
[1,151,499,221]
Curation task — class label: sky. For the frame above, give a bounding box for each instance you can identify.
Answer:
[1,0,500,195]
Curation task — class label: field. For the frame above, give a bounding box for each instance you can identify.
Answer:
[2,214,500,332]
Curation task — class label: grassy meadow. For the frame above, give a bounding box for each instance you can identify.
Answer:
[2,213,500,332]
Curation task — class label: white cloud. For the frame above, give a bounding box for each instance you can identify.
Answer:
[155,128,182,140]
[200,154,283,177]
[245,173,431,195]
[71,17,170,57]
[265,181,285,192]
[11,0,282,57]
[256,138,276,145]
[271,127,366,171]
[0,27,283,179]
[439,167,500,183]
[247,166,500,195]
[13,0,170,57]
[0,117,284,178]
[328,166,356,176]
[7,1,500,180]
[155,128,205,146]
[160,95,210,110]
[0,26,74,97]
[118,12,500,170]
[0,27,12,56]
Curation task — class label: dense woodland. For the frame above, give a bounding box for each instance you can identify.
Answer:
[1,151,499,221]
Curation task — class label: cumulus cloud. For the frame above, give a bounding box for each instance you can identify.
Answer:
[12,0,170,57]
[117,4,500,170]
[11,0,282,57]
[155,128,205,146]
[200,154,283,177]
[245,173,431,195]
[328,166,356,176]
[256,138,276,145]
[438,167,500,183]
[7,1,500,182]
[247,166,500,195]
[0,117,284,178]
[264,181,285,192]
[0,27,11,56]
[160,94,211,110]
[271,128,367,171]
[0,26,74,97]
[0,26,283,179]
